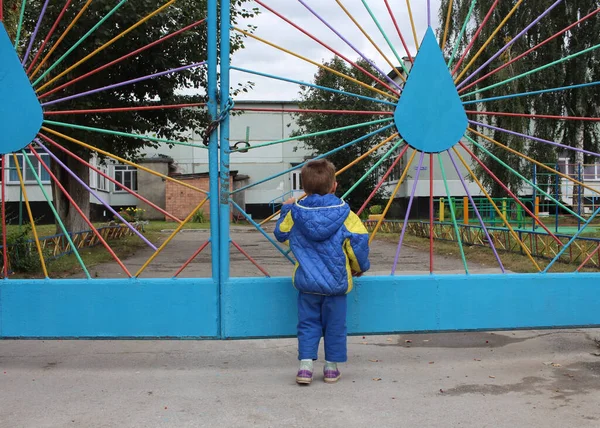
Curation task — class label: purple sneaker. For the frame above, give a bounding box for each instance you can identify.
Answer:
[296,361,313,385]
[324,363,341,383]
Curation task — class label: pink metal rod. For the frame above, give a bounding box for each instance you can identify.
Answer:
[174,240,210,277]
[231,240,271,277]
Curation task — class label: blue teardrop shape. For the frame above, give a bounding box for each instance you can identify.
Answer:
[0,26,43,155]
[394,28,467,153]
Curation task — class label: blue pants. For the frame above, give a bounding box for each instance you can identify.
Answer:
[297,292,347,363]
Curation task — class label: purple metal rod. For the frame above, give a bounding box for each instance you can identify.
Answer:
[297,0,403,92]
[36,140,158,250]
[41,62,206,107]
[392,152,425,275]
[456,0,562,90]
[469,120,600,159]
[427,0,431,27]
[447,149,505,273]
[21,0,50,65]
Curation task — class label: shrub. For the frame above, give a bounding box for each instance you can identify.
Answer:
[369,205,383,215]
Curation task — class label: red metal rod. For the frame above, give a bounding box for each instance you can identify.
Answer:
[383,0,413,63]
[459,7,600,93]
[460,141,563,246]
[38,133,183,223]
[44,103,207,115]
[466,110,600,121]
[253,0,400,96]
[357,144,410,216]
[429,153,434,273]
[174,240,210,277]
[231,239,271,277]
[1,155,8,277]
[576,243,600,271]
[233,107,394,115]
[0,0,3,22]
[26,0,73,74]
[29,145,132,277]
[452,0,500,75]
[37,18,206,100]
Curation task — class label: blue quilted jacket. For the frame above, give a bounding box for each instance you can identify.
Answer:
[274,194,370,296]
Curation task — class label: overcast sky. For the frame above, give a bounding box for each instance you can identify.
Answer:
[232,0,443,101]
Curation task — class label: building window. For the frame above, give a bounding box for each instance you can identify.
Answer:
[381,152,403,183]
[291,170,302,191]
[114,165,137,192]
[7,152,51,184]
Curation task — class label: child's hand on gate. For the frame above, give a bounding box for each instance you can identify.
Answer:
[352,271,363,277]
[283,197,296,205]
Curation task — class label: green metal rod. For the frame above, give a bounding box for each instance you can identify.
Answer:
[14,0,28,49]
[360,0,410,75]
[342,139,405,198]
[21,150,91,279]
[43,120,206,149]
[447,0,477,69]
[437,153,469,273]
[233,118,393,153]
[32,0,129,86]
[466,134,585,221]
[461,41,600,98]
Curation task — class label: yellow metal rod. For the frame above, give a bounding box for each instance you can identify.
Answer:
[441,0,454,50]
[406,0,420,50]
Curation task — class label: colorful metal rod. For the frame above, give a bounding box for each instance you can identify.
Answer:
[30,145,132,277]
[577,241,600,272]
[437,152,469,273]
[43,119,207,150]
[232,27,398,100]
[441,0,454,49]
[339,0,406,78]
[447,149,505,273]
[296,0,404,90]
[1,156,7,277]
[405,0,419,49]
[470,120,600,159]
[26,0,72,74]
[44,103,207,115]
[29,0,92,79]
[468,127,600,197]
[232,107,393,116]
[232,66,397,107]
[38,133,183,223]
[459,141,563,246]
[41,127,209,195]
[368,149,416,244]
[232,118,393,153]
[452,146,540,271]
[173,240,210,277]
[231,239,271,277]
[544,206,600,273]
[462,81,600,104]
[383,0,413,63]
[37,0,177,93]
[455,0,523,83]
[36,141,157,250]
[37,19,206,98]
[451,0,496,73]
[14,0,27,49]
[135,197,209,277]
[229,199,294,264]
[357,147,409,216]
[11,153,49,277]
[429,153,434,273]
[458,7,600,93]
[391,152,425,275]
[232,124,395,195]
[32,0,129,86]
[254,0,399,96]
[465,110,600,122]
[458,0,562,89]
[41,62,206,106]
[21,0,50,65]
[447,0,478,69]
[461,41,600,98]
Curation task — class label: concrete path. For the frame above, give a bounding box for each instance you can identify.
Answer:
[1,330,599,427]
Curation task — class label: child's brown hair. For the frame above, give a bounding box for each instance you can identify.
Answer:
[301,159,336,195]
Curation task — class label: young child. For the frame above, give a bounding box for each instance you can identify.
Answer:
[274,159,370,385]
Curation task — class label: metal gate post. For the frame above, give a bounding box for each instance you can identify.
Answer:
[219,0,232,337]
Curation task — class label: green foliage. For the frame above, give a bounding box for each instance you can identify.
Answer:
[294,57,395,210]
[115,207,145,223]
[437,0,600,197]
[369,205,383,215]
[192,210,206,224]
[0,224,43,274]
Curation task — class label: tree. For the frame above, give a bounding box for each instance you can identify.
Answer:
[3,0,258,232]
[294,57,393,211]
[438,1,600,199]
